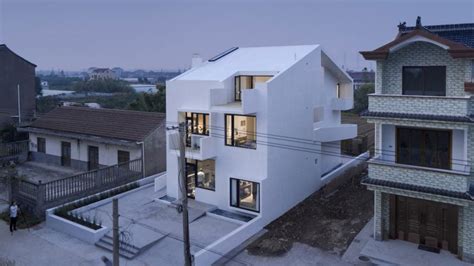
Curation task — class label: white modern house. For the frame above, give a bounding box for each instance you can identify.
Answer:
[165,45,357,226]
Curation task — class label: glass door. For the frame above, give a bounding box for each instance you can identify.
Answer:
[186,161,197,198]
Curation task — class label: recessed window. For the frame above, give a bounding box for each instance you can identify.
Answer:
[225,114,256,149]
[37,137,46,153]
[185,112,209,147]
[230,178,260,212]
[396,127,451,170]
[234,75,272,101]
[402,66,446,96]
[336,83,341,98]
[186,159,215,193]
[117,150,130,164]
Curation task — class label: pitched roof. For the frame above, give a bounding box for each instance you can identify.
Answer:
[400,23,474,48]
[362,177,473,201]
[0,44,37,67]
[360,22,474,60]
[92,68,112,73]
[26,107,165,142]
[175,45,319,81]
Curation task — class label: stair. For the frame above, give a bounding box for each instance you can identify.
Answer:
[95,235,141,260]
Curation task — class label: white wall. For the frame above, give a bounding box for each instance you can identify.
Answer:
[29,132,141,166]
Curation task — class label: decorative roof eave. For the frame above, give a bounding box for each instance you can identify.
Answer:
[360,28,474,60]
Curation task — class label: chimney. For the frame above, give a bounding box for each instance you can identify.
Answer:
[192,53,203,68]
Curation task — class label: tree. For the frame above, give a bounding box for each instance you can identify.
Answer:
[35,77,43,96]
[352,83,374,114]
[72,79,134,94]
[127,85,166,113]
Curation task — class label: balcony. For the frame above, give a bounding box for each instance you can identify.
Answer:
[368,155,470,193]
[313,123,357,142]
[169,133,217,160]
[210,88,259,115]
[331,97,353,111]
[368,94,472,117]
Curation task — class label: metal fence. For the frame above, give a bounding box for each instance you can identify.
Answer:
[11,159,143,218]
[0,140,29,164]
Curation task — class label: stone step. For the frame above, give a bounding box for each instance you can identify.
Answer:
[95,237,139,260]
[101,234,140,254]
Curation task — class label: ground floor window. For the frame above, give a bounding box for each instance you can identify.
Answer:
[230,178,260,212]
[37,137,46,153]
[186,159,215,198]
[117,150,130,164]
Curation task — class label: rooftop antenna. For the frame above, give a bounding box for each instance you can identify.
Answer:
[416,16,422,29]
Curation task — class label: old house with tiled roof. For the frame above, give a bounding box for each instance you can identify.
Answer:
[90,68,117,80]
[0,44,37,126]
[361,17,474,262]
[20,107,166,176]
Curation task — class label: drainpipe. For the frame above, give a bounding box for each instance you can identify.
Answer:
[137,141,145,178]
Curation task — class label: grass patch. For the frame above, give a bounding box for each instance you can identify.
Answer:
[54,182,139,230]
[0,209,42,229]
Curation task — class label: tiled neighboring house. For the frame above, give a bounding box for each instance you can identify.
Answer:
[20,107,166,176]
[166,45,357,221]
[0,44,37,126]
[361,18,474,262]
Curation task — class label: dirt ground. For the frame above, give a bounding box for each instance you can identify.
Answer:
[247,165,373,257]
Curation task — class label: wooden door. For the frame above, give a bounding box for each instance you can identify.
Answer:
[61,142,71,167]
[88,146,99,170]
[391,196,458,254]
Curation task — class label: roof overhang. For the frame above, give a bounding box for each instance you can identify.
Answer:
[19,127,141,147]
[360,28,474,60]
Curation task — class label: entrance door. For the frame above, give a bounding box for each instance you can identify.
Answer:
[390,196,458,254]
[185,162,196,198]
[88,146,99,170]
[61,142,71,167]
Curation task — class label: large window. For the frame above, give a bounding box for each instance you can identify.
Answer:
[37,137,46,153]
[185,112,209,147]
[396,127,451,170]
[234,75,272,101]
[402,66,446,96]
[186,159,215,195]
[230,178,260,212]
[225,114,256,149]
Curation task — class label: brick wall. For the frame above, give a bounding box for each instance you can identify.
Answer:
[379,42,469,96]
[461,204,474,262]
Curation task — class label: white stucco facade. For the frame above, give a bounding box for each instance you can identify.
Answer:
[166,45,356,223]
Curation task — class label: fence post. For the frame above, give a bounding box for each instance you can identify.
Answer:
[36,180,45,218]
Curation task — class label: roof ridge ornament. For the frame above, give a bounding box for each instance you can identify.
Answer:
[397,21,407,32]
[416,16,422,29]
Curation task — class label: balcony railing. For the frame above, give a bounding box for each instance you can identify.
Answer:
[210,88,259,114]
[368,93,472,117]
[169,132,217,160]
[368,155,470,193]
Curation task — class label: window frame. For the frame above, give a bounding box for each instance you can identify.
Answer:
[185,158,215,191]
[402,66,446,96]
[229,178,260,213]
[117,150,130,164]
[234,75,273,101]
[224,114,257,149]
[37,137,46,153]
[185,112,210,147]
[395,126,452,170]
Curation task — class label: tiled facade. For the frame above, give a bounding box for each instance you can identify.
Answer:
[365,33,474,262]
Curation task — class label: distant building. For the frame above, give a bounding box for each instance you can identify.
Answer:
[90,68,117,80]
[20,107,166,176]
[111,67,124,78]
[347,68,375,90]
[0,44,37,126]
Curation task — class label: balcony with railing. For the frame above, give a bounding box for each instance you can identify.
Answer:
[368,93,472,117]
[210,88,259,115]
[368,155,470,193]
[169,132,217,160]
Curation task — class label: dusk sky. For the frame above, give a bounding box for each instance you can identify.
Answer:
[1,0,473,71]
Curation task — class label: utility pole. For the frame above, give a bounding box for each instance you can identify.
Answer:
[178,122,192,266]
[112,198,119,266]
[17,84,21,124]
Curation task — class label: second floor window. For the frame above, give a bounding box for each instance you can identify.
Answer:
[402,66,446,96]
[225,114,257,149]
[396,127,451,170]
[185,112,209,147]
[234,75,272,101]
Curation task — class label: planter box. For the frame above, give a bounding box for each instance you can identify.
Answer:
[46,208,108,244]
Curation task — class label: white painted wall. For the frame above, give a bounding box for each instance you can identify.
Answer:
[29,132,141,166]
